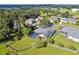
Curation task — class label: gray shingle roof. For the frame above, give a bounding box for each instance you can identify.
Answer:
[61,27,79,40]
[31,27,55,38]
[63,18,76,23]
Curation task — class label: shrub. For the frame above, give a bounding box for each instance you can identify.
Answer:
[13,36,19,41]
[57,43,64,47]
[34,39,48,48]
[48,38,55,44]
[6,52,10,55]
[69,45,76,51]
[51,40,55,44]
[43,41,48,47]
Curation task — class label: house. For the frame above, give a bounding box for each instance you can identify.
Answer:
[49,15,61,23]
[49,16,58,23]
[61,17,77,24]
[61,27,79,42]
[35,16,44,26]
[36,16,43,22]
[25,16,44,27]
[25,18,36,27]
[30,27,56,39]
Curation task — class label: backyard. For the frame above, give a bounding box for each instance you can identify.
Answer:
[0,45,8,55]
[53,32,79,50]
[7,33,79,55]
[63,23,79,29]
[0,34,79,55]
[17,45,78,55]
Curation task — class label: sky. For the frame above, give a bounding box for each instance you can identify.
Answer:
[0,0,79,4]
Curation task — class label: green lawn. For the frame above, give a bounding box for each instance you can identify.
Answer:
[1,34,79,55]
[17,45,77,55]
[0,45,8,55]
[53,33,79,50]
[54,23,61,30]
[63,23,79,29]
[10,36,78,55]
[11,37,33,50]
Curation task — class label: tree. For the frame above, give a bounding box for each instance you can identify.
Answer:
[33,39,48,48]
[62,11,70,18]
[48,38,55,44]
[0,17,10,40]
[22,27,31,36]
[39,18,49,27]
[76,20,79,25]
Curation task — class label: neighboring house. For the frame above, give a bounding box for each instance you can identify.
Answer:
[36,16,43,21]
[25,16,43,27]
[61,18,77,24]
[35,16,44,26]
[49,15,61,23]
[49,16,58,23]
[25,18,36,27]
[30,27,56,39]
[61,27,79,42]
